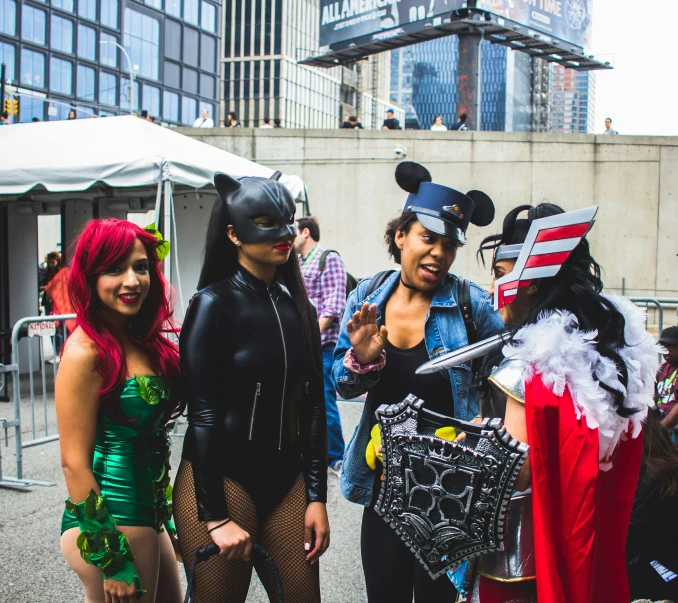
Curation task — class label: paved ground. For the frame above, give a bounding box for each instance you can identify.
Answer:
[0,384,368,603]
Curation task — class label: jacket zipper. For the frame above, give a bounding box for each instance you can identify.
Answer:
[268,290,288,449]
[248,382,261,440]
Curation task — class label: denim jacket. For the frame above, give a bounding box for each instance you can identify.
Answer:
[332,270,505,505]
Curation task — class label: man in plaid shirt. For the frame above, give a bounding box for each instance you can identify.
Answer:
[295,216,347,476]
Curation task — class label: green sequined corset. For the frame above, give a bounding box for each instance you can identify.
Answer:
[61,376,174,535]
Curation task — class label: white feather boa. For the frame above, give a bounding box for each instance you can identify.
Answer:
[501,294,660,470]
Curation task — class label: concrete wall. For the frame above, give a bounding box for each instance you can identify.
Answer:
[178,128,678,297]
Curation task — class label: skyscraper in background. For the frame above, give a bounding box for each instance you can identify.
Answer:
[0,0,221,124]
[390,37,542,132]
[222,0,396,129]
[550,66,596,134]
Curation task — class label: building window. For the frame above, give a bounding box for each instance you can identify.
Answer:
[181,95,196,124]
[100,32,118,67]
[48,102,71,120]
[77,24,96,61]
[201,1,215,32]
[76,64,95,100]
[51,15,73,54]
[52,0,74,13]
[22,5,46,45]
[0,41,15,81]
[183,0,198,25]
[0,0,16,36]
[142,83,159,116]
[50,57,72,94]
[99,71,116,105]
[123,8,159,80]
[166,0,180,17]
[78,0,96,20]
[163,89,178,121]
[145,0,161,9]
[19,95,44,121]
[20,48,45,87]
[120,76,139,110]
[101,0,118,29]
[76,104,95,117]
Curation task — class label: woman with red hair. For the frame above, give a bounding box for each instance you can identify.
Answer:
[57,219,183,602]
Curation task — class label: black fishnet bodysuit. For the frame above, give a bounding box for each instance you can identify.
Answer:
[174,460,321,603]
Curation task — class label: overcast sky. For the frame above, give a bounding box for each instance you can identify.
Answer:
[592,0,677,136]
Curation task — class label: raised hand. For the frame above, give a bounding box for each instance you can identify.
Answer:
[347,303,388,365]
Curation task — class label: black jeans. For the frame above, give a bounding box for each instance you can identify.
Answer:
[361,507,458,603]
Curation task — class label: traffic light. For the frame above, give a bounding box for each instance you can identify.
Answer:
[3,98,18,116]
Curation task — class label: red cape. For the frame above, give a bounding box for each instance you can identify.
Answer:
[525,376,643,603]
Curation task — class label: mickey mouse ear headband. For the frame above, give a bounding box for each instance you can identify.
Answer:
[395,161,495,245]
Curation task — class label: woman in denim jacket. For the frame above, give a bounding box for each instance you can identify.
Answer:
[332,162,504,602]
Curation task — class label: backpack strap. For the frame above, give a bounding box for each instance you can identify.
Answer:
[457,277,478,345]
[318,249,339,274]
[365,270,395,299]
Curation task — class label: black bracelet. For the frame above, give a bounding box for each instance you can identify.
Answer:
[207,518,231,534]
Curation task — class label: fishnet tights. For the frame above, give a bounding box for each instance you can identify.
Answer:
[173,460,321,603]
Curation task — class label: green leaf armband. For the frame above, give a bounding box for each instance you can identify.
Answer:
[65,490,147,598]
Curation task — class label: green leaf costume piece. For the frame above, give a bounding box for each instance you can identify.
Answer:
[142,222,170,262]
[66,490,147,598]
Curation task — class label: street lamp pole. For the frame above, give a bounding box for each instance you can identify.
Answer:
[99,40,135,114]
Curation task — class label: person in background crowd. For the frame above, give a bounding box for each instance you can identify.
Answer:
[140,110,149,120]
[260,117,274,129]
[67,110,77,120]
[381,108,401,130]
[58,219,183,603]
[604,117,619,135]
[0,111,10,125]
[226,111,242,128]
[295,216,348,477]
[451,112,469,131]
[193,108,214,128]
[334,161,502,602]
[431,116,447,131]
[655,326,678,433]
[41,251,62,316]
[341,116,364,129]
[627,408,678,601]
[31,117,40,122]
[148,116,156,123]
[274,118,283,128]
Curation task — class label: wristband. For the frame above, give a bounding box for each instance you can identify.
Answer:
[207,518,232,534]
[65,490,146,598]
[343,348,387,375]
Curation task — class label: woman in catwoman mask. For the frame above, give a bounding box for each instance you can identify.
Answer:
[173,172,330,603]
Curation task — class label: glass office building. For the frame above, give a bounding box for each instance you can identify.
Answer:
[391,37,544,132]
[550,66,596,134]
[0,0,220,124]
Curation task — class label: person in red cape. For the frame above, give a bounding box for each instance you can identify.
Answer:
[469,204,659,603]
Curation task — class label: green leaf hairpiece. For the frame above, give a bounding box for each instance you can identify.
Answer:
[143,222,170,262]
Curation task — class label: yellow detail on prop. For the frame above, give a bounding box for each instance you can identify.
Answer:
[434,426,458,441]
[365,424,383,470]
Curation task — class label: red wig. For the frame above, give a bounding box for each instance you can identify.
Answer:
[68,219,182,415]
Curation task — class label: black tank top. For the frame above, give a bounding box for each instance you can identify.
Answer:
[372,339,454,416]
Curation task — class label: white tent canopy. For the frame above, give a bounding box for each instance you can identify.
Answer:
[0,115,305,198]
[0,116,307,316]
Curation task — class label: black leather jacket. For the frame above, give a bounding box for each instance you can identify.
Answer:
[180,266,327,521]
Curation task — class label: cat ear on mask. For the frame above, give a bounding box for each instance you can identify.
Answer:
[269,171,283,181]
[214,172,241,201]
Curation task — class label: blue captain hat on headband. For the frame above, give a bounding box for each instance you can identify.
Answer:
[396,162,495,245]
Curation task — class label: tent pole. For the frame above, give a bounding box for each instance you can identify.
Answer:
[153,179,163,227]
[170,196,185,316]
[163,181,172,284]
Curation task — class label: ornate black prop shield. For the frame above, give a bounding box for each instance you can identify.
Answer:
[374,395,529,579]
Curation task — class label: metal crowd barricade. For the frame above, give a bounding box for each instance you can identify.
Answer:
[627,297,664,336]
[0,314,75,490]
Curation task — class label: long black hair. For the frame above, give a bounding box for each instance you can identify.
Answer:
[478,203,634,418]
[198,195,322,376]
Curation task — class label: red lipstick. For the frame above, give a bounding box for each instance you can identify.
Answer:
[118,293,141,304]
